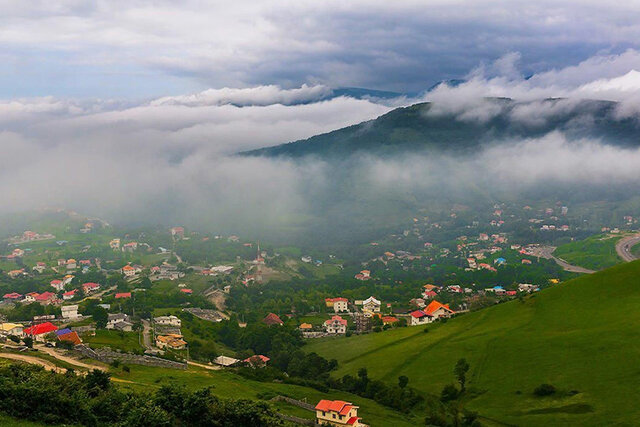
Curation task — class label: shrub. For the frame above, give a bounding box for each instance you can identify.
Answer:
[440,384,459,402]
[534,383,556,396]
[423,327,429,333]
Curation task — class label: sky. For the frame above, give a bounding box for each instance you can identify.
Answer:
[3,1,640,235]
[2,1,640,98]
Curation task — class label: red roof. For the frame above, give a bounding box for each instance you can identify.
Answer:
[324,315,348,326]
[3,292,22,299]
[82,282,100,289]
[424,300,454,316]
[423,290,437,297]
[262,313,284,325]
[24,322,58,335]
[57,331,81,345]
[115,292,131,299]
[63,289,77,296]
[382,316,398,323]
[50,280,62,285]
[410,310,430,318]
[315,400,354,415]
[35,292,56,301]
[244,354,270,364]
[347,417,361,425]
[180,288,192,294]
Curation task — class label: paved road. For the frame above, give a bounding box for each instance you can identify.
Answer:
[531,246,596,274]
[615,233,640,262]
[141,319,152,349]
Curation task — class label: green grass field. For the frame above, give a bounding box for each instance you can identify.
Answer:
[110,364,416,426]
[304,260,640,426]
[82,330,143,353]
[554,233,623,270]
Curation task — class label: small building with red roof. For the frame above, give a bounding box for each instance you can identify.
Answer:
[409,310,433,326]
[243,354,270,367]
[50,279,64,291]
[115,292,131,299]
[324,315,348,334]
[325,297,349,313]
[24,322,58,341]
[3,292,22,301]
[180,288,192,294]
[424,300,455,320]
[315,400,364,426]
[82,282,100,294]
[35,292,57,305]
[62,289,77,300]
[382,316,399,326]
[262,313,284,326]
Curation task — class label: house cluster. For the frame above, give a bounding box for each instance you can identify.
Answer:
[17,321,82,346]
[153,315,186,351]
[149,262,182,280]
[409,300,455,326]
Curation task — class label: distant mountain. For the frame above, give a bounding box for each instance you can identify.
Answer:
[244,98,640,158]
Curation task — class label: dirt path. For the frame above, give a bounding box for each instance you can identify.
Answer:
[0,352,66,373]
[35,345,107,371]
[187,360,222,371]
[141,319,153,349]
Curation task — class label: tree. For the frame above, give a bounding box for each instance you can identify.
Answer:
[398,375,409,389]
[440,384,459,402]
[454,358,470,392]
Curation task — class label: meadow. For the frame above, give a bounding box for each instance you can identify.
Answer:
[553,233,623,270]
[305,260,640,426]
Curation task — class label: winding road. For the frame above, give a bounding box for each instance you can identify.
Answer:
[530,246,596,274]
[615,233,640,262]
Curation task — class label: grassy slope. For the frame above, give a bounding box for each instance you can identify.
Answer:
[305,260,640,426]
[554,233,623,270]
[82,330,143,353]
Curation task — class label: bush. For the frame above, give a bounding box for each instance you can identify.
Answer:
[440,384,459,402]
[423,327,429,333]
[534,383,556,396]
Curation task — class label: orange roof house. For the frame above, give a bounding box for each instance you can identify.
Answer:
[424,300,455,319]
[315,400,364,426]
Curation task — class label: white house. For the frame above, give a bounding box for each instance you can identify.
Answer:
[61,305,80,320]
[324,315,347,334]
[362,296,381,314]
[106,313,133,331]
[409,310,433,326]
[154,315,181,327]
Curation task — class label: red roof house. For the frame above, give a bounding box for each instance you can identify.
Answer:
[262,313,284,326]
[24,322,58,336]
[115,292,131,299]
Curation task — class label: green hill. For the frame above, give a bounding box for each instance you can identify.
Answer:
[246,98,640,158]
[305,260,640,426]
[553,233,624,270]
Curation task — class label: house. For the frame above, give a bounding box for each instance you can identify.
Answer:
[33,262,46,274]
[244,355,270,367]
[422,290,438,299]
[518,283,539,293]
[299,323,313,331]
[155,334,187,350]
[180,288,192,294]
[62,289,77,300]
[170,226,185,239]
[362,296,381,314]
[494,257,506,266]
[24,292,39,303]
[62,275,75,286]
[262,313,284,326]
[50,279,64,291]
[109,239,120,250]
[325,297,348,313]
[354,270,371,281]
[12,248,25,257]
[24,322,58,341]
[409,310,433,326]
[382,316,399,326]
[122,242,138,252]
[213,355,240,367]
[3,292,22,301]
[315,400,364,427]
[56,330,82,345]
[521,259,532,265]
[66,259,77,270]
[154,315,181,327]
[7,269,25,278]
[61,305,80,320]
[424,300,455,320]
[106,313,133,331]
[82,282,100,294]
[115,292,131,299]
[35,292,57,305]
[0,322,24,337]
[57,259,67,267]
[324,315,347,334]
[121,265,138,277]
[423,284,440,293]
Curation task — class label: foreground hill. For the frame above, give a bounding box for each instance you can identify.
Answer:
[246,98,640,158]
[305,260,640,426]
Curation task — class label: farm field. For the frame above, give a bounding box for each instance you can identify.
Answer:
[305,260,640,426]
[82,330,143,353]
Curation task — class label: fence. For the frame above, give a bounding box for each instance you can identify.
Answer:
[75,344,187,369]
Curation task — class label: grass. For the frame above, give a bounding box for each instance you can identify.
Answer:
[554,233,623,270]
[82,330,143,353]
[109,364,416,427]
[304,260,640,426]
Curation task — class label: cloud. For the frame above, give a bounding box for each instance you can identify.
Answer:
[3,1,640,96]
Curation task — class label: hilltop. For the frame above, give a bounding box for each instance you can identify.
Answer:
[304,260,640,426]
[245,98,640,158]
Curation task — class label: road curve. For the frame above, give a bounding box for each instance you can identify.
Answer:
[616,233,640,262]
[531,246,596,274]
